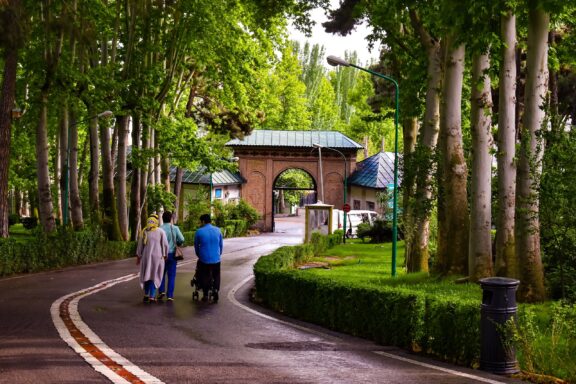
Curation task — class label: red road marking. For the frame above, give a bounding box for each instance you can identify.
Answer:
[58,288,147,384]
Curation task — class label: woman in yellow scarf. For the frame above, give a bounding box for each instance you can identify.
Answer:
[136,214,169,303]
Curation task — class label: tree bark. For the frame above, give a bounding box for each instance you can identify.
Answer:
[437,39,468,275]
[129,114,141,241]
[516,7,548,302]
[100,114,122,240]
[0,40,18,238]
[173,167,184,223]
[88,112,100,221]
[495,12,518,278]
[116,114,129,240]
[469,51,494,281]
[407,10,443,272]
[36,90,56,233]
[58,103,68,224]
[69,107,83,230]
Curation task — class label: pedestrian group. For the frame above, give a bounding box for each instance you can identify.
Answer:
[136,211,223,304]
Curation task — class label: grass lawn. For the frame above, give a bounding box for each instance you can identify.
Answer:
[302,239,482,302]
[7,224,35,243]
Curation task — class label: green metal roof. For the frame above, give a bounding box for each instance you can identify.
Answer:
[226,130,363,149]
[348,152,401,189]
[169,166,245,186]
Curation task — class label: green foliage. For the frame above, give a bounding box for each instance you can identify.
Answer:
[20,217,37,230]
[541,128,576,302]
[182,188,211,232]
[147,185,176,214]
[509,303,576,382]
[227,199,261,228]
[8,214,20,226]
[0,227,135,277]
[253,240,482,366]
[356,222,372,242]
[181,231,196,247]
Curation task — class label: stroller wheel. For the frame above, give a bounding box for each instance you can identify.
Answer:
[192,291,199,301]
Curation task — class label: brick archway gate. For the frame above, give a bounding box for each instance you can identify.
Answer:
[226,130,362,232]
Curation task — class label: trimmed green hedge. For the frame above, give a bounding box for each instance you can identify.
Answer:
[182,231,196,247]
[0,229,136,277]
[253,236,481,367]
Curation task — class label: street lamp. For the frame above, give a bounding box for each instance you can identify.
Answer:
[313,143,348,244]
[327,55,399,277]
[63,110,113,226]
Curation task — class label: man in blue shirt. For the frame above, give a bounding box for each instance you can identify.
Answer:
[194,214,223,302]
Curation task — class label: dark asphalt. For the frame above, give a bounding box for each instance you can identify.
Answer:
[0,217,525,383]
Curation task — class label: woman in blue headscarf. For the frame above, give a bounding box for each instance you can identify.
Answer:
[136,214,169,303]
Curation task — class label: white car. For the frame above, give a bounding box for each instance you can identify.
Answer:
[332,210,379,238]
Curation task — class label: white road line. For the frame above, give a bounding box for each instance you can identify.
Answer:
[51,273,165,384]
[228,275,509,384]
[227,275,342,340]
[373,351,508,384]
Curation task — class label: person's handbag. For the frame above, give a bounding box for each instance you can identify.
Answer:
[174,246,184,261]
[171,225,184,261]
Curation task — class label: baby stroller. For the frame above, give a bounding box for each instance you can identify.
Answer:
[190,266,218,303]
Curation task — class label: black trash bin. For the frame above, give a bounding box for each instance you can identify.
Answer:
[479,277,520,375]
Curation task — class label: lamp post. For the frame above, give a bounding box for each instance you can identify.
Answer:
[313,143,348,244]
[327,55,399,277]
[63,110,113,226]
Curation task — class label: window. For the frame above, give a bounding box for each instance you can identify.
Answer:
[353,200,361,210]
[215,188,223,199]
[367,201,375,211]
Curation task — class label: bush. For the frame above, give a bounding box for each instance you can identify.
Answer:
[369,219,394,243]
[0,227,135,277]
[8,214,20,226]
[20,217,37,229]
[182,231,195,247]
[356,222,371,242]
[253,239,484,367]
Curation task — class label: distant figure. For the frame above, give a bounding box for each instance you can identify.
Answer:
[193,214,223,302]
[158,211,185,302]
[136,214,168,303]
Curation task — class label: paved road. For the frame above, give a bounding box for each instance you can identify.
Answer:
[0,217,523,383]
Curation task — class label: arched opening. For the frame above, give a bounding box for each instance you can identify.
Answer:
[272,168,316,232]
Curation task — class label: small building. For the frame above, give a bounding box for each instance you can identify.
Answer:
[171,166,245,221]
[347,151,398,214]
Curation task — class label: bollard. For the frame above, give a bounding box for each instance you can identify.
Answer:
[479,277,520,375]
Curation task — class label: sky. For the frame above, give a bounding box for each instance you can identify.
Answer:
[287,4,380,66]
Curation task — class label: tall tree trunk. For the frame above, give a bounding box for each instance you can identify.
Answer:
[161,157,170,192]
[69,107,83,230]
[407,10,442,273]
[139,123,150,229]
[88,112,100,222]
[57,103,67,224]
[36,90,56,232]
[173,167,184,223]
[469,51,494,281]
[437,40,468,275]
[495,12,518,278]
[129,114,141,241]
[100,114,122,240]
[0,41,18,238]
[401,117,418,266]
[516,7,548,302]
[116,114,129,240]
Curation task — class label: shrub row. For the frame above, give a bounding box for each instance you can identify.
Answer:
[0,229,136,277]
[253,237,481,367]
[182,231,196,247]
